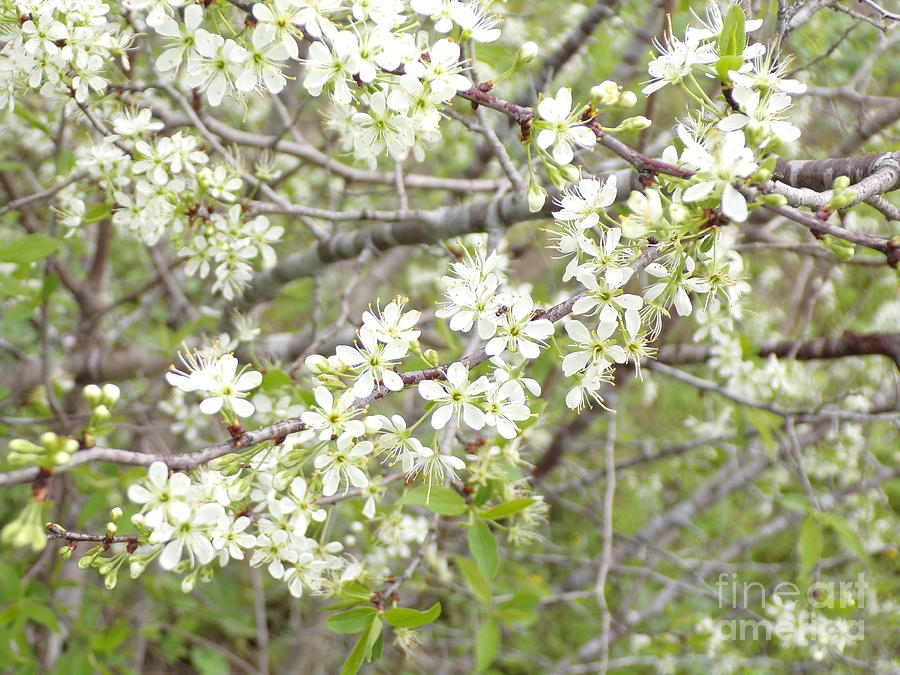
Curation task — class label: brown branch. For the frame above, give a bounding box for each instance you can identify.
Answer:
[659,331,900,370]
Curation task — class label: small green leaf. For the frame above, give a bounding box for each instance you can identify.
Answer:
[0,235,61,264]
[23,603,59,632]
[715,55,745,83]
[383,602,441,628]
[718,5,746,57]
[478,498,536,520]
[453,555,492,605]
[474,617,500,673]
[340,624,372,675]
[799,515,824,578]
[820,512,868,563]
[325,607,377,634]
[397,486,467,515]
[468,519,499,580]
[262,368,294,391]
[745,408,781,455]
[472,481,494,507]
[0,161,26,171]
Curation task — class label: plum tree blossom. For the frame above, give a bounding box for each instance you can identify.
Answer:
[1,1,896,673]
[535,87,597,165]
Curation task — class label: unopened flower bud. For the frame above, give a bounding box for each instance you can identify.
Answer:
[59,545,72,560]
[78,555,94,570]
[304,354,328,374]
[104,572,118,590]
[93,405,111,423]
[591,80,620,106]
[546,166,567,190]
[423,349,440,366]
[616,91,637,108]
[131,514,145,529]
[527,182,547,213]
[9,438,41,454]
[40,432,59,450]
[619,116,651,133]
[364,416,383,434]
[130,561,145,578]
[515,41,538,66]
[101,384,120,407]
[82,384,102,407]
[558,164,580,183]
[110,507,123,522]
[106,522,118,535]
[53,451,71,466]
[669,203,690,223]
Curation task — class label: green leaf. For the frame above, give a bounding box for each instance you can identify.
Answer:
[478,498,536,521]
[474,617,500,673]
[717,5,746,57]
[715,54,745,83]
[340,629,369,675]
[472,481,494,507]
[745,408,781,455]
[383,602,441,628]
[0,235,61,264]
[325,607,377,634]
[82,203,111,225]
[468,519,499,580]
[497,590,541,613]
[453,555,492,605]
[23,603,59,632]
[799,515,824,578]
[820,512,868,563]
[0,161,26,171]
[397,486,467,516]
[262,368,294,391]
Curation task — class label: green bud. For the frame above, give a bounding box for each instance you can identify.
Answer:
[104,572,118,590]
[39,432,59,450]
[98,563,112,575]
[110,507,123,522]
[52,451,71,466]
[423,349,440,366]
[752,166,772,183]
[82,384,102,407]
[106,522,117,535]
[558,164,580,183]
[527,182,547,213]
[821,235,855,261]
[618,115,651,133]
[59,545,72,560]
[832,175,851,193]
[546,165,567,190]
[77,555,94,570]
[830,189,857,210]
[93,405,111,423]
[130,562,146,579]
[758,193,788,207]
[131,514,145,529]
[9,438,42,454]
